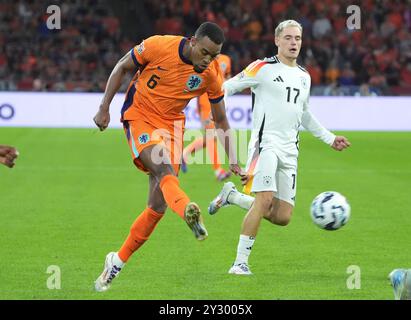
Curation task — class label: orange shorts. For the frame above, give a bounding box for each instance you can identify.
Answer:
[198,93,215,130]
[123,119,184,174]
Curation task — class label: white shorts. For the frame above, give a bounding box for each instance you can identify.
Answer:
[245,147,297,206]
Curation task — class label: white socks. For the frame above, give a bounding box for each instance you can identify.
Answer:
[228,190,254,211]
[234,235,255,265]
[113,252,125,267]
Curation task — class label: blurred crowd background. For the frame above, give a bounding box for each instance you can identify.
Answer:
[1,0,411,95]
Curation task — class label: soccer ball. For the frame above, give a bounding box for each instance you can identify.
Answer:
[310,191,351,230]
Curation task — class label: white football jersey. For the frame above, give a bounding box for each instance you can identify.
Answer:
[223,56,335,156]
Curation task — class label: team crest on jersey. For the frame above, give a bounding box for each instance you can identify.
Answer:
[220,62,227,73]
[136,41,145,55]
[138,133,150,144]
[301,76,308,89]
[263,176,272,187]
[186,75,202,91]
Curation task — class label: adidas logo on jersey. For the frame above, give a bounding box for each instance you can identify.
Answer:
[273,76,284,82]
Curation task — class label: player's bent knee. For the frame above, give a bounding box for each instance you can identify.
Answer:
[275,207,293,226]
[266,206,293,226]
[275,215,291,226]
[267,214,291,226]
[254,197,273,215]
[266,213,290,226]
[154,165,176,181]
[148,203,167,214]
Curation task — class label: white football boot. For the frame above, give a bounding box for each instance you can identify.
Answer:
[95,252,123,292]
[208,182,236,215]
[389,268,411,300]
[228,263,253,275]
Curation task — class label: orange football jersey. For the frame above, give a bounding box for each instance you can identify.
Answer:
[121,35,224,129]
[216,53,231,79]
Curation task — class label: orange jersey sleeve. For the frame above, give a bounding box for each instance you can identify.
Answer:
[196,55,231,122]
[217,54,232,79]
[206,60,224,103]
[130,35,164,67]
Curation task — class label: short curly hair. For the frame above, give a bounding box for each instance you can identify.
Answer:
[195,22,225,45]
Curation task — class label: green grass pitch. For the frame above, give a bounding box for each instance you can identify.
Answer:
[1,127,410,300]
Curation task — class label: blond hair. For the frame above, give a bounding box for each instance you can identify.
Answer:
[275,20,303,37]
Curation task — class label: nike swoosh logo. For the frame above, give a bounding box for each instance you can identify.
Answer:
[175,198,183,204]
[157,66,168,71]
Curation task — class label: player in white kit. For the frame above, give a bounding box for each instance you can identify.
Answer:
[208,20,351,275]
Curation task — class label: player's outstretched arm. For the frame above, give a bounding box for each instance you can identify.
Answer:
[302,110,351,151]
[331,136,351,151]
[94,51,136,131]
[0,145,19,168]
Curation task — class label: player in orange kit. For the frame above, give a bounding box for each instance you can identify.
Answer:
[93,22,243,292]
[181,54,233,181]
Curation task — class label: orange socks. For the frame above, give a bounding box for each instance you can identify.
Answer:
[118,207,164,262]
[184,136,222,171]
[118,175,190,262]
[159,174,190,219]
[206,137,221,170]
[183,137,205,161]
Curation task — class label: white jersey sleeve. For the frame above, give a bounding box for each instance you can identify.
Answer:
[301,97,336,146]
[222,60,262,96]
